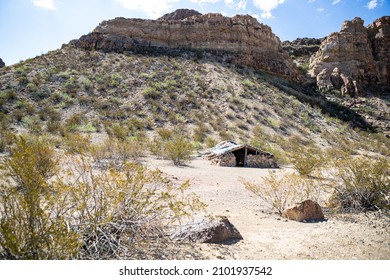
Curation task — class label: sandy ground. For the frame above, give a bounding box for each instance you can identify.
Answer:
[143,156,390,260]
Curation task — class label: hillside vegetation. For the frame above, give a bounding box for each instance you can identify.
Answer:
[0,44,389,260]
[1,45,388,155]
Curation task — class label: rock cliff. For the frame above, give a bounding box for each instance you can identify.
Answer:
[157,9,201,21]
[0,58,5,68]
[309,16,390,95]
[70,10,298,79]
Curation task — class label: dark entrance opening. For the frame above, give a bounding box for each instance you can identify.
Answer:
[232,149,245,167]
[232,147,260,167]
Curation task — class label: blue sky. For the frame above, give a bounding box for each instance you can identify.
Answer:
[0,0,388,66]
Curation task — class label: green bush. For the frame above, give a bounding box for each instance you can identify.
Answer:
[163,134,194,166]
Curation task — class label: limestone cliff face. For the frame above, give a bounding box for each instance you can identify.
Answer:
[0,58,5,68]
[70,11,298,78]
[309,16,390,95]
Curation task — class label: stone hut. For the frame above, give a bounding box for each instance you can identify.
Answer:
[204,141,278,168]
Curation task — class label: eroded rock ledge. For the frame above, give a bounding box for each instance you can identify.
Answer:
[69,10,298,79]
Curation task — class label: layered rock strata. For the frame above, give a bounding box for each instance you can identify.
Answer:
[70,10,298,79]
[309,16,390,95]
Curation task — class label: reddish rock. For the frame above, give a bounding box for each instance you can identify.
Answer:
[282,200,325,222]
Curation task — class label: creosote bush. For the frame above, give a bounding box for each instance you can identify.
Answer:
[328,156,390,211]
[149,129,194,166]
[0,136,206,259]
[241,172,324,214]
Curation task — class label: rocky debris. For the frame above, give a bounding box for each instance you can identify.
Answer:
[0,58,5,68]
[172,218,243,244]
[69,10,299,79]
[157,9,202,21]
[282,200,325,222]
[309,16,390,96]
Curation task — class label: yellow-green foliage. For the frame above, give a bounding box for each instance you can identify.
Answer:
[0,137,80,259]
[242,172,323,214]
[285,137,326,177]
[329,156,390,210]
[150,129,194,166]
[0,136,206,259]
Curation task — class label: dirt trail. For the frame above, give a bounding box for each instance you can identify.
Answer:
[144,157,390,260]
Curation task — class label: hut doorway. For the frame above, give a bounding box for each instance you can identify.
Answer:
[232,149,246,167]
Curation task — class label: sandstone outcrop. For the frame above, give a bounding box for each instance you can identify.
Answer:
[309,16,390,95]
[282,200,325,222]
[70,10,298,79]
[0,58,5,68]
[172,218,243,244]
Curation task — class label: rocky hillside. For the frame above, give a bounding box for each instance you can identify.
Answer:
[69,11,298,79]
[309,16,390,96]
[0,9,389,149]
[0,59,4,68]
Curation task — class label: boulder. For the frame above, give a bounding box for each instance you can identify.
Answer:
[282,200,324,222]
[172,218,243,243]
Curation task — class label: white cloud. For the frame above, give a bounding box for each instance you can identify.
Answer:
[366,0,378,9]
[316,7,325,12]
[308,0,316,3]
[31,0,56,10]
[190,0,221,4]
[332,0,341,4]
[117,0,179,19]
[252,0,285,19]
[224,0,247,10]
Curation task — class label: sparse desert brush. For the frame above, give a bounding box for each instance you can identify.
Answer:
[284,137,327,177]
[241,172,324,214]
[149,128,194,165]
[327,156,390,211]
[0,135,206,259]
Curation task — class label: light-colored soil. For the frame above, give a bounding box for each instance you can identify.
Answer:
[143,156,390,260]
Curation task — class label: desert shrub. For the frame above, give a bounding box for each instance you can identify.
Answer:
[91,137,146,165]
[0,136,206,259]
[205,136,218,148]
[328,156,390,211]
[192,123,210,143]
[0,137,81,259]
[242,172,324,214]
[149,129,193,165]
[0,130,15,153]
[163,134,194,166]
[63,133,91,155]
[285,138,326,177]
